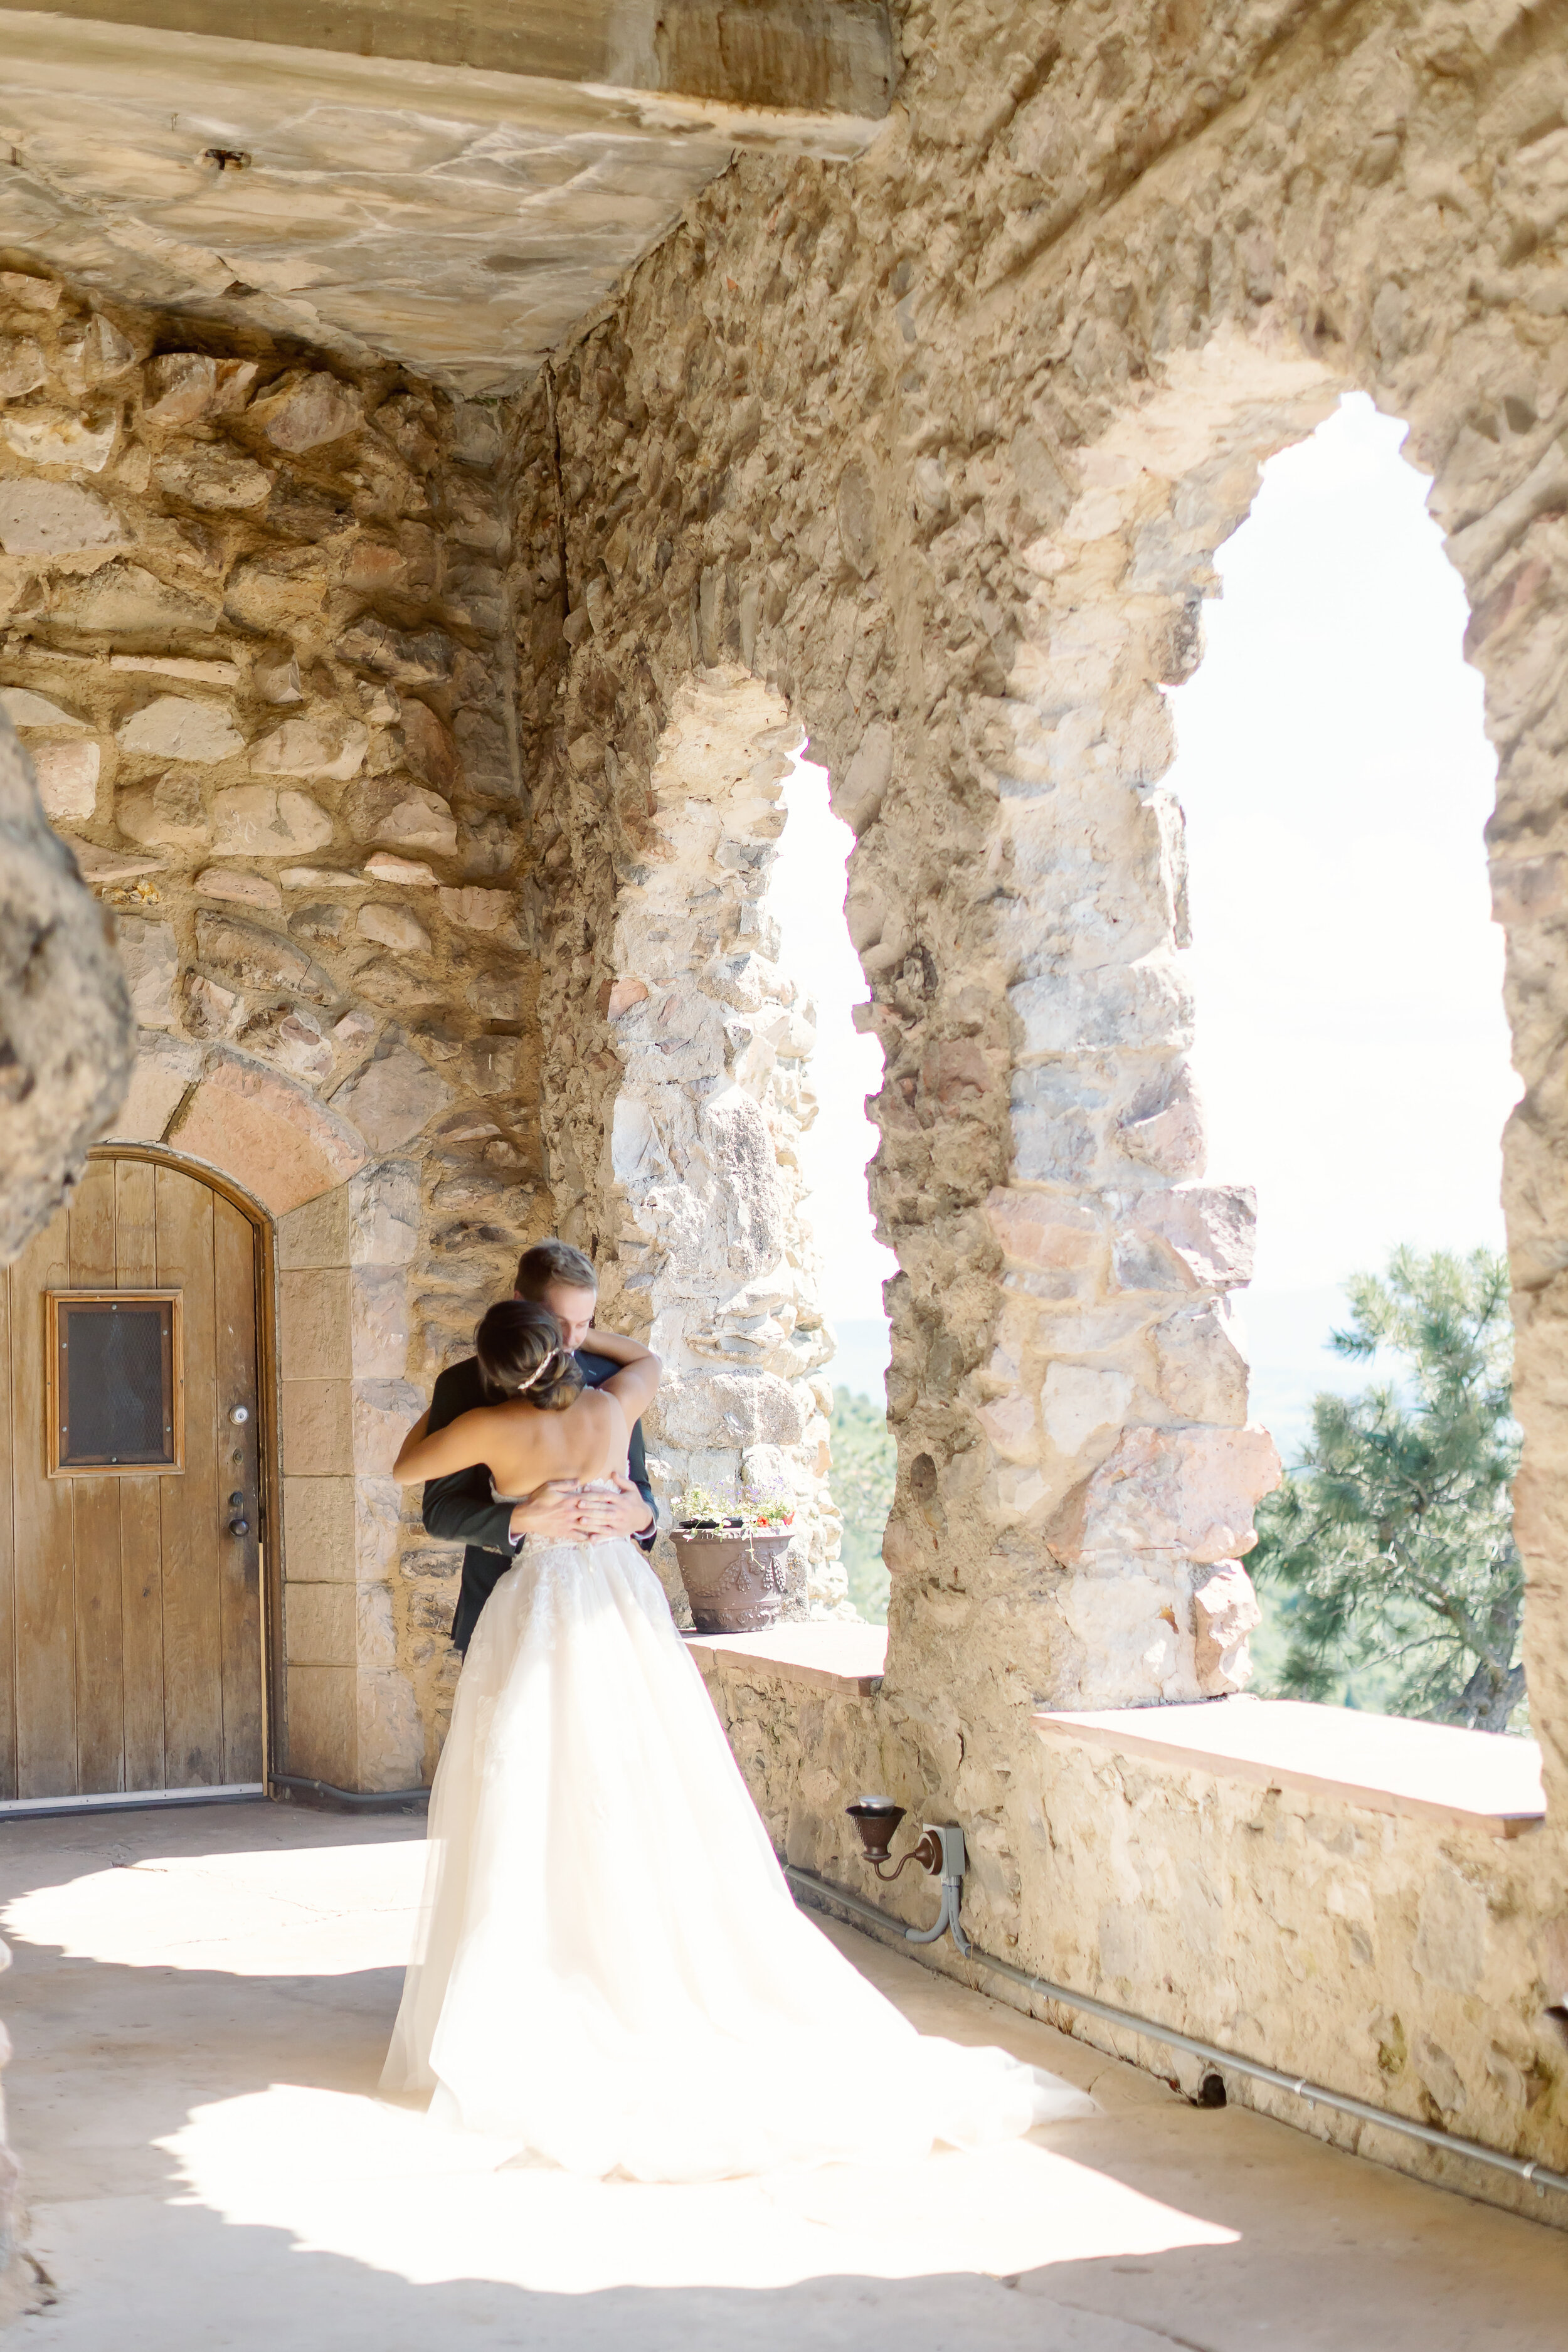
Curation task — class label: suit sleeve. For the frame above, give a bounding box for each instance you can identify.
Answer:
[625,1415,658,1551]
[421,1363,515,1555]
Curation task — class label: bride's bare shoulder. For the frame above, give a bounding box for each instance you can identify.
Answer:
[569,1385,617,1422]
[473,1395,531,1428]
[457,1396,543,1451]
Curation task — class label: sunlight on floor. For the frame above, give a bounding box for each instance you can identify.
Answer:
[1,1840,425,1974]
[161,2083,1237,2292]
[4,1830,1238,2293]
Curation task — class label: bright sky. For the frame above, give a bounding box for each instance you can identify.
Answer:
[770,391,1518,1447]
[1172,393,1517,1448]
[767,757,896,1332]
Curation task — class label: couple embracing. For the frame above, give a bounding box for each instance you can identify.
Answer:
[379,1240,1077,2182]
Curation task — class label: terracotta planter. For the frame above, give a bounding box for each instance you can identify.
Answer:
[672,1526,796,1634]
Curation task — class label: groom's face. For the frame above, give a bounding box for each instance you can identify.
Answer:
[536,1281,598,1354]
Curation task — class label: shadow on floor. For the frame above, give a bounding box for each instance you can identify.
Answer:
[0,1804,1563,2351]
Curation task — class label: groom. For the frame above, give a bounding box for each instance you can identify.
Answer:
[421,1238,658,1653]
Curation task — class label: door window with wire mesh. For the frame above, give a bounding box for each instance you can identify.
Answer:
[48,1292,183,1474]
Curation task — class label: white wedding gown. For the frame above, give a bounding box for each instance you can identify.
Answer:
[381,1491,1086,2181]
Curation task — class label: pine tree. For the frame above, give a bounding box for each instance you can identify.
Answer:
[829,1386,895,1625]
[1250,1247,1525,1733]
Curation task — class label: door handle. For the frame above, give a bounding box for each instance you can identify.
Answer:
[228,1489,250,1539]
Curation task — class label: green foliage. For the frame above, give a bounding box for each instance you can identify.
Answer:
[674,1480,795,1531]
[1250,1246,1525,1732]
[830,1385,895,1625]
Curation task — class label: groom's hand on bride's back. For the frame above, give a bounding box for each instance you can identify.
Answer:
[507,1481,593,1542]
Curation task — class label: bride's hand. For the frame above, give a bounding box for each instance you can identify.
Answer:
[508,1481,590,1542]
[575,1475,654,1541]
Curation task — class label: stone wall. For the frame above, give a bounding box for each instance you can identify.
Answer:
[600,674,842,1611]
[0,263,541,1783]
[0,701,132,1262]
[3,0,1567,2218]
[694,1645,1568,2220]
[516,0,1568,2189]
[509,405,845,1611]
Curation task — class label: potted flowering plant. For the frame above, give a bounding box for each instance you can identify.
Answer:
[672,1481,797,1632]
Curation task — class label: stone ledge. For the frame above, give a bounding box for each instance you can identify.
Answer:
[0,0,896,117]
[684,1622,887,1697]
[1033,1697,1546,1839]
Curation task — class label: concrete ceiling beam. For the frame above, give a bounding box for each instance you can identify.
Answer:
[0,5,893,387]
[0,0,896,121]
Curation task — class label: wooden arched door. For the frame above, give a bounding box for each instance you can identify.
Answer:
[0,1151,267,1806]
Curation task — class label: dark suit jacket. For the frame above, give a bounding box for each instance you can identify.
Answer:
[421,1350,657,1654]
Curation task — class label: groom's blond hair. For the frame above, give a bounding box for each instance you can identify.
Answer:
[516,1239,596,1297]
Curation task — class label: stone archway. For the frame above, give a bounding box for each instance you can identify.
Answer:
[0,0,1560,2215]
[528,333,1350,1730]
[543,667,844,1613]
[927,332,1348,1715]
[513,4,1568,2197]
[523,8,1568,1793]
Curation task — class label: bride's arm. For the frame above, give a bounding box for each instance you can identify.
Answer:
[588,1327,662,1419]
[393,1405,500,1486]
[580,1325,654,1366]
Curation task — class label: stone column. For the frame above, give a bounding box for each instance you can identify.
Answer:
[869,338,1347,1717]
[277,1169,425,1791]
[0,717,119,2318]
[587,670,843,1613]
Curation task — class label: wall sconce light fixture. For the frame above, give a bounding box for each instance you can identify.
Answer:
[845,1796,970,1956]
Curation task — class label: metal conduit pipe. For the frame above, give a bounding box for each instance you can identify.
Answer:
[269,1774,430,1813]
[783,1862,1568,2203]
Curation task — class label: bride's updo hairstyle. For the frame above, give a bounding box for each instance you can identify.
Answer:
[475,1300,585,1412]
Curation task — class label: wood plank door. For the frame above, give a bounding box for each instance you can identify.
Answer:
[0,1154,266,1803]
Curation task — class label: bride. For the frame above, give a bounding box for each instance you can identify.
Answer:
[381,1298,1081,2181]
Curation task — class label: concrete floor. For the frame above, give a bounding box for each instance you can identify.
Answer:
[0,1803,1560,2349]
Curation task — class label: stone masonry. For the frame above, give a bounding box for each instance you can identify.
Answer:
[0,706,133,1258]
[509,0,1568,2204]
[0,0,1565,2230]
[0,272,544,1784]
[543,667,844,1612]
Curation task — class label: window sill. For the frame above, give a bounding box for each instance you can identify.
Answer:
[1032,1696,1545,1838]
[684,1621,887,1697]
